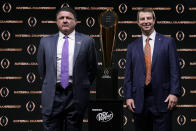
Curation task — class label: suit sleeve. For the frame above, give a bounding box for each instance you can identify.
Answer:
[123,44,133,99]
[168,38,182,97]
[37,37,46,80]
[87,37,98,85]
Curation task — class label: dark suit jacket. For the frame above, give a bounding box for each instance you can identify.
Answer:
[37,32,97,115]
[124,33,182,114]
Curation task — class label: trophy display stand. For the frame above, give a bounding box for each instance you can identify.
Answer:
[89,69,123,131]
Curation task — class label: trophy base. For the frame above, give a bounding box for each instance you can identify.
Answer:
[96,68,118,100]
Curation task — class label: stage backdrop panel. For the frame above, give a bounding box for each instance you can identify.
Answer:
[0,0,196,131]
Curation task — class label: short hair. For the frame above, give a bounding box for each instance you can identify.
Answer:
[56,6,77,20]
[137,8,156,21]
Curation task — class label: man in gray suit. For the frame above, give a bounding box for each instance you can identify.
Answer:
[37,6,97,131]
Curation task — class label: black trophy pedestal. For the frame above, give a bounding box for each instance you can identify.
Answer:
[88,68,123,131]
[95,68,118,100]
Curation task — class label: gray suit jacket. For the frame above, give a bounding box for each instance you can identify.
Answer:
[37,32,97,115]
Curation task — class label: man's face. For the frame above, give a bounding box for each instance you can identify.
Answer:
[137,12,155,35]
[56,11,76,35]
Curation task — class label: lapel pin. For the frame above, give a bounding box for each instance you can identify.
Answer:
[158,38,161,40]
[77,42,81,45]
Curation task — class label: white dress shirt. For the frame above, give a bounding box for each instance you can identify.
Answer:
[57,30,75,83]
[142,30,156,62]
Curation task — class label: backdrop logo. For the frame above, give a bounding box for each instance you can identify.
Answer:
[0,116,8,127]
[131,118,134,123]
[1,58,10,69]
[27,44,36,55]
[123,115,127,126]
[118,86,124,97]
[26,73,36,83]
[61,3,69,8]
[2,3,12,13]
[28,17,37,27]
[176,31,185,41]
[118,31,127,41]
[96,111,113,122]
[118,58,126,69]
[177,115,186,126]
[26,101,35,112]
[179,58,185,69]
[181,86,186,97]
[119,3,128,13]
[0,87,9,98]
[103,69,109,76]
[1,30,11,41]
[86,17,95,27]
[176,4,185,14]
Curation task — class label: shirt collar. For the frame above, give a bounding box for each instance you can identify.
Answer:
[59,30,75,40]
[142,30,156,41]
[67,30,75,40]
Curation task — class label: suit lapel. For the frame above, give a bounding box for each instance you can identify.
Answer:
[151,33,161,70]
[73,32,82,66]
[51,33,59,70]
[137,37,146,71]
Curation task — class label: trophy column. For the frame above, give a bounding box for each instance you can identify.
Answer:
[96,10,118,100]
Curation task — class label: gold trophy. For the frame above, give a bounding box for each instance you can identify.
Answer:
[99,10,118,78]
[96,10,118,99]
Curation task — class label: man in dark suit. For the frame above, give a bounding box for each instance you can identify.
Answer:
[37,6,97,131]
[124,8,182,131]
